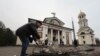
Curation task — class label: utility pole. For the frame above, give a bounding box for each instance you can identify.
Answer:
[72,18,78,47]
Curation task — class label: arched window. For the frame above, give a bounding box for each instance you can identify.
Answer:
[80,32,85,35]
[90,32,93,34]
[83,41,86,44]
[83,36,85,39]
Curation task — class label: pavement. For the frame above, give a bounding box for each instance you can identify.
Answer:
[0,46,33,56]
[0,46,100,56]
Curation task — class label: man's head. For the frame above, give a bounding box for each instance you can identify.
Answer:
[36,21,42,28]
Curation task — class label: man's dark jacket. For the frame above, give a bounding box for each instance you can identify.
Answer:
[16,22,40,39]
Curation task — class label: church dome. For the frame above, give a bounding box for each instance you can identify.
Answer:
[78,11,86,18]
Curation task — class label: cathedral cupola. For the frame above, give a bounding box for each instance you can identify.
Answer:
[78,11,86,19]
[78,11,88,28]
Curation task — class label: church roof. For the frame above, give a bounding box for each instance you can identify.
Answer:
[77,26,94,35]
[43,17,65,26]
[28,18,72,30]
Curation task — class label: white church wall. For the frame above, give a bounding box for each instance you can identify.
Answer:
[62,30,66,45]
[78,34,96,45]
[41,25,48,41]
[85,35,96,45]
[78,36,82,45]
[69,31,73,45]
[85,35,92,44]
[41,25,45,40]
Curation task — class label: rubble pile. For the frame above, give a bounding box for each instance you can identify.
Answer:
[29,45,94,56]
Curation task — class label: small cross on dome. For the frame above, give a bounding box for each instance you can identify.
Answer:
[51,12,56,17]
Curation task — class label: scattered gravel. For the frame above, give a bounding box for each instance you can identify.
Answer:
[0,46,100,56]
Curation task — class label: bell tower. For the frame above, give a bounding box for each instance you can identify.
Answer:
[77,11,96,45]
[78,11,88,28]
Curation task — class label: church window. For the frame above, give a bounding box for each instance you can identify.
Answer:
[82,15,84,18]
[80,32,85,35]
[60,31,62,35]
[53,37,56,41]
[90,32,92,34]
[80,16,81,18]
[46,34,47,37]
[63,36,64,38]
[83,36,85,39]
[91,36,93,39]
[83,41,86,44]
[81,16,83,18]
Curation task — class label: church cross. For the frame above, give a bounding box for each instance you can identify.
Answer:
[51,12,56,17]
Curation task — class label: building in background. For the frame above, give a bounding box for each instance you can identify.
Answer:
[16,14,73,46]
[77,11,96,45]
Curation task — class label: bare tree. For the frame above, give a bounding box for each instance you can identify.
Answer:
[0,21,6,29]
[95,38,100,46]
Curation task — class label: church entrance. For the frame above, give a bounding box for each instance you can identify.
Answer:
[53,30,58,41]
[47,28,64,45]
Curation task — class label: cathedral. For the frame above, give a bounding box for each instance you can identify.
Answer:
[16,12,96,46]
[16,13,73,46]
[77,11,96,45]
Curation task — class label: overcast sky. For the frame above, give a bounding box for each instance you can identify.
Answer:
[0,0,100,38]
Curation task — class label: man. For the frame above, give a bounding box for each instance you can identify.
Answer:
[16,21,42,56]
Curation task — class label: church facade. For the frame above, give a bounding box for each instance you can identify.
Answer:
[16,15,73,46]
[77,11,96,45]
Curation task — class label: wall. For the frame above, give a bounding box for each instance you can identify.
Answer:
[78,34,96,45]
